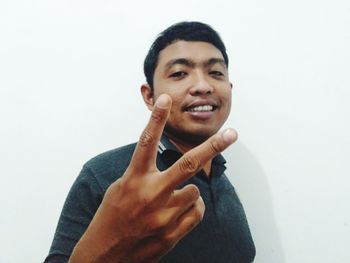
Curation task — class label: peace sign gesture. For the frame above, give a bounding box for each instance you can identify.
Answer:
[69,94,237,263]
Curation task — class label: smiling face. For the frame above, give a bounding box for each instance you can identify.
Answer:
[141,40,232,146]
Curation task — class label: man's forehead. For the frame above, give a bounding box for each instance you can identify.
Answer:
[157,40,224,65]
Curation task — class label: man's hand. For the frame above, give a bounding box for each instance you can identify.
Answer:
[69,94,237,263]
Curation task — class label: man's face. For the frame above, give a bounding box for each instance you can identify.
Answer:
[148,40,232,145]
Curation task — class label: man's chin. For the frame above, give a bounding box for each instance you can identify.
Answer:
[164,126,218,146]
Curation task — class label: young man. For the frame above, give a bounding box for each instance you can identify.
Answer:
[45,21,255,263]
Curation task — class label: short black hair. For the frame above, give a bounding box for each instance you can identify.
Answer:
[143,21,229,89]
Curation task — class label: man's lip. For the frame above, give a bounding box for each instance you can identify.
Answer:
[183,99,218,111]
[186,111,215,120]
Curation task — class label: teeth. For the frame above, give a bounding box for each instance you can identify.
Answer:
[188,105,213,112]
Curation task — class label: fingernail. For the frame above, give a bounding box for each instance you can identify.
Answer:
[222,129,237,144]
[155,94,170,109]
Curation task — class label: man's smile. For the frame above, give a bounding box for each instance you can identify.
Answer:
[187,105,214,112]
[183,98,218,112]
[182,99,219,120]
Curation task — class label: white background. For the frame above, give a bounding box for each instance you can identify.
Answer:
[1,0,349,262]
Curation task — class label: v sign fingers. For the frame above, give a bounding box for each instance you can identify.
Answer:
[129,94,172,174]
[161,129,238,189]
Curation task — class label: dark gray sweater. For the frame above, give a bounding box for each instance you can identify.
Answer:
[45,135,255,263]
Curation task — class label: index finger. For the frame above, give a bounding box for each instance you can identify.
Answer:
[130,94,172,172]
[161,129,238,188]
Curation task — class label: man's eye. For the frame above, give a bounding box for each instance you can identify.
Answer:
[210,71,224,77]
[169,71,187,78]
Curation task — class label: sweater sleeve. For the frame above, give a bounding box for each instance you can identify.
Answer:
[44,165,104,263]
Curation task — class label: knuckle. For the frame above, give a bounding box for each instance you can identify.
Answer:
[141,195,151,208]
[187,220,198,231]
[146,213,169,234]
[162,233,177,248]
[184,185,200,201]
[189,185,200,197]
[139,192,155,210]
[179,154,201,174]
[208,139,222,154]
[198,196,205,208]
[150,107,166,124]
[104,178,124,198]
[197,198,205,219]
[185,209,203,231]
[138,130,155,148]
[146,219,161,234]
[193,206,204,222]
[131,195,154,219]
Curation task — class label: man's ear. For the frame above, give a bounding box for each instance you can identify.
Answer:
[140,84,154,111]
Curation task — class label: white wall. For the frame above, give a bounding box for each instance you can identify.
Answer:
[1,0,349,262]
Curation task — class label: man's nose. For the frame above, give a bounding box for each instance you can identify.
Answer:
[189,75,214,95]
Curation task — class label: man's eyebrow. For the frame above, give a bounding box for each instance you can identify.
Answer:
[205,58,227,68]
[164,58,195,70]
[164,57,226,71]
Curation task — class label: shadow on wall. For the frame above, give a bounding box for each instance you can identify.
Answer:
[225,141,285,263]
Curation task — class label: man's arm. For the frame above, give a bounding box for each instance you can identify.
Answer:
[44,165,104,263]
[68,94,237,262]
